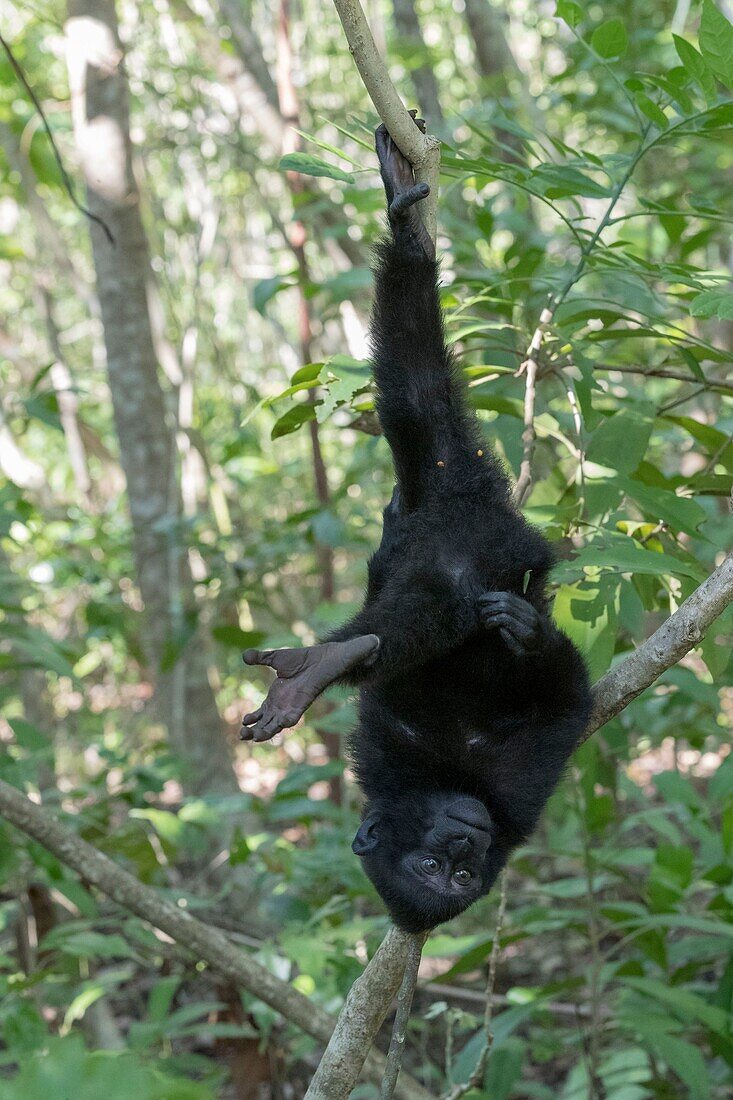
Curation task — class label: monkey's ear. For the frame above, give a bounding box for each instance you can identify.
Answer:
[352,812,381,855]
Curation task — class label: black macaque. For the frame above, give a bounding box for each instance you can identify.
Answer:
[241,117,592,933]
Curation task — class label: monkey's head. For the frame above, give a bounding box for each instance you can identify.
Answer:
[352,792,494,931]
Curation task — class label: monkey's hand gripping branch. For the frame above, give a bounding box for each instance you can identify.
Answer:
[240,635,379,742]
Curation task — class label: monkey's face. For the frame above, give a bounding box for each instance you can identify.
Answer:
[352,793,493,931]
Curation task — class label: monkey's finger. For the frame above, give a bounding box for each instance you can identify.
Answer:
[390,183,430,218]
[252,706,296,742]
[242,706,264,724]
[243,648,276,668]
[499,627,526,658]
[480,593,538,627]
[482,610,535,642]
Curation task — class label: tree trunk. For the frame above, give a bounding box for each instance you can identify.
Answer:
[65,0,236,793]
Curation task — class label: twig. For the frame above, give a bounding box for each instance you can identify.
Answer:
[426,982,593,1017]
[331,0,441,244]
[380,931,427,1099]
[0,31,114,244]
[594,364,733,397]
[512,128,652,504]
[513,302,553,505]
[442,871,508,1100]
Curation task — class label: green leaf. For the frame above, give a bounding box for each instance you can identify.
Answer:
[621,976,729,1033]
[271,402,318,439]
[619,477,707,537]
[253,275,292,315]
[278,152,355,183]
[700,0,733,87]
[555,0,584,28]
[531,164,610,199]
[690,287,733,319]
[553,579,618,680]
[553,539,702,582]
[56,931,135,960]
[673,35,717,102]
[586,408,653,474]
[290,362,324,385]
[634,92,669,129]
[591,18,628,59]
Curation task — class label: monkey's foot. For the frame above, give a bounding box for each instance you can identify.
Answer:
[375,113,435,260]
[240,635,380,742]
[479,592,543,658]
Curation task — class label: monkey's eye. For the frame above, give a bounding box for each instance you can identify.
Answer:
[420,857,440,875]
[452,868,473,885]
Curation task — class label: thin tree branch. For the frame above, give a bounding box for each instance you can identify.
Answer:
[594,364,733,396]
[380,931,428,1099]
[513,301,552,506]
[331,0,441,244]
[304,926,433,1100]
[0,32,114,243]
[583,550,733,741]
[442,871,508,1100]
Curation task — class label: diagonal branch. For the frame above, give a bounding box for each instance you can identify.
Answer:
[583,550,733,741]
[331,0,441,244]
[0,777,430,1100]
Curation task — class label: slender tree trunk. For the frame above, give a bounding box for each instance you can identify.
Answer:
[276,0,346,795]
[463,0,519,82]
[39,287,93,503]
[391,0,445,133]
[275,0,334,602]
[65,0,236,793]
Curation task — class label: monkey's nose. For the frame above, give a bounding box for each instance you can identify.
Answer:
[448,836,473,857]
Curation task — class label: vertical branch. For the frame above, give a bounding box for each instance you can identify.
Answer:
[332,0,441,245]
[513,303,552,506]
[39,287,93,503]
[513,129,652,506]
[380,931,427,1098]
[442,872,508,1100]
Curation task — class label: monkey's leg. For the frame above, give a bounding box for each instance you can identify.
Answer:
[478,592,546,658]
[240,635,379,742]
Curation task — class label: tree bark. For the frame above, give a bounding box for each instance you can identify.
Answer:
[65,0,235,793]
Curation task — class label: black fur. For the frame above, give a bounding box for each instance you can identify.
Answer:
[242,124,592,932]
